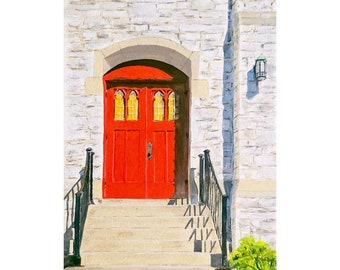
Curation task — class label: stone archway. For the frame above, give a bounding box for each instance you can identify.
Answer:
[85,37,200,96]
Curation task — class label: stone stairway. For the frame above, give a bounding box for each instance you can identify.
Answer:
[69,199,222,270]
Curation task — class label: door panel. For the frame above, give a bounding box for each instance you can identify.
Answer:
[147,130,175,198]
[146,89,175,198]
[151,131,167,183]
[125,130,141,183]
[113,130,126,183]
[151,130,175,184]
[112,129,145,184]
[167,130,175,183]
[103,87,147,198]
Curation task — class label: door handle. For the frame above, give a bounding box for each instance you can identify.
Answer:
[147,141,152,160]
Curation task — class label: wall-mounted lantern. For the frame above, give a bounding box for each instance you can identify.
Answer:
[254,54,267,81]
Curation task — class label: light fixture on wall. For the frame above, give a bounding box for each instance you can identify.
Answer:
[254,54,267,81]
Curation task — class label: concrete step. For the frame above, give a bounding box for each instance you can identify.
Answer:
[100,199,190,206]
[85,215,216,229]
[81,239,193,252]
[81,227,219,241]
[81,251,217,266]
[87,204,211,218]
[86,211,214,229]
[81,239,221,253]
[69,265,217,270]
[82,227,191,241]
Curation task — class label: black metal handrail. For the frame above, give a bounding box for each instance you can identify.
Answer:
[199,149,228,267]
[64,147,94,268]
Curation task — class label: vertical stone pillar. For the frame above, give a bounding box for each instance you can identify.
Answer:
[231,0,277,249]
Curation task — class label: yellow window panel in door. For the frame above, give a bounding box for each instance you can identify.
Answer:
[168,92,175,121]
[114,90,125,120]
[127,91,138,120]
[153,91,164,121]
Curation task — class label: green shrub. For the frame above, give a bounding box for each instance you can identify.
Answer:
[228,235,276,270]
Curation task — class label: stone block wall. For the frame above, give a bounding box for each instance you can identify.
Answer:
[64,0,229,192]
[231,0,276,248]
[235,196,276,246]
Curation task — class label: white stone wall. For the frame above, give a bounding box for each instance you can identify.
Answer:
[64,0,229,192]
[235,196,276,248]
[232,0,276,248]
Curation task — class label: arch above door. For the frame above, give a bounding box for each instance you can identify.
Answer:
[84,37,202,96]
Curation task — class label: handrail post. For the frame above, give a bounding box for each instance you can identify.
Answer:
[204,149,211,175]
[198,154,204,204]
[73,191,82,259]
[86,147,95,204]
[221,195,228,266]
[203,149,210,203]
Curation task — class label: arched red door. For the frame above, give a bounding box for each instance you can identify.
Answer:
[103,65,177,198]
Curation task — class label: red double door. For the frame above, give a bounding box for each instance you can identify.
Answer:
[103,86,175,198]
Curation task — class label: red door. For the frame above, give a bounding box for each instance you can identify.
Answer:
[146,88,175,198]
[103,85,175,198]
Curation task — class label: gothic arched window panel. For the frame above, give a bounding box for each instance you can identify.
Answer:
[127,91,139,121]
[168,92,175,121]
[153,91,164,121]
[114,90,125,120]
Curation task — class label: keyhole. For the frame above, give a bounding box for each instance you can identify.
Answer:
[147,141,152,160]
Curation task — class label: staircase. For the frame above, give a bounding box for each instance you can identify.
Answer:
[69,199,223,270]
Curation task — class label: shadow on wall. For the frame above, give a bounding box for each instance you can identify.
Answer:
[64,227,73,255]
[246,68,259,99]
[222,0,234,249]
[190,168,198,204]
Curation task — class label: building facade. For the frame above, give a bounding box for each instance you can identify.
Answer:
[64,0,276,249]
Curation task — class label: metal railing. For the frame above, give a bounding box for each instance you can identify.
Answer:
[64,147,94,268]
[199,149,229,267]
